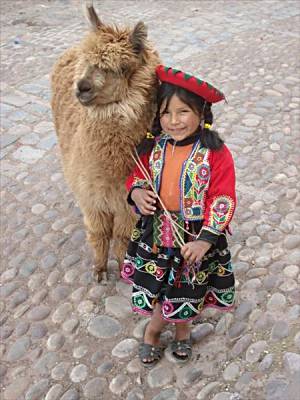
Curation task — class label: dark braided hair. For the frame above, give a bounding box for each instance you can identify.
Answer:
[138,82,224,154]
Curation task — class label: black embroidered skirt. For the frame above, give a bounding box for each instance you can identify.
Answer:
[121,214,235,323]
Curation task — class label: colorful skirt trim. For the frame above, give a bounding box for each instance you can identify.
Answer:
[121,215,235,323]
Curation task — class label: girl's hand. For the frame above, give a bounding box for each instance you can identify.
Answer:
[181,240,212,264]
[131,188,157,215]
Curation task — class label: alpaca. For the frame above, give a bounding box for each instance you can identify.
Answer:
[51,5,160,281]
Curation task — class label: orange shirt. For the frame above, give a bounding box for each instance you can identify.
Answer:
[159,142,193,211]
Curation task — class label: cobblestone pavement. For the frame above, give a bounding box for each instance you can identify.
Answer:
[1,1,300,399]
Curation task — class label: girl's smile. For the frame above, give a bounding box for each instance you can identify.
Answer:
[160,95,201,141]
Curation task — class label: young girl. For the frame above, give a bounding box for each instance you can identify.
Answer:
[121,65,236,367]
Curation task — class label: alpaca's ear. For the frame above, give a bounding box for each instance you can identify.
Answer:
[130,22,147,54]
[83,3,103,31]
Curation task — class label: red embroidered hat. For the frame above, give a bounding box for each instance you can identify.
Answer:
[155,64,225,103]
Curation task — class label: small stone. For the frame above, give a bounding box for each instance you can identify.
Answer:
[28,305,51,321]
[267,292,286,310]
[126,387,144,400]
[183,366,203,385]
[60,389,80,400]
[223,362,240,381]
[283,352,300,374]
[30,323,48,339]
[3,376,30,400]
[19,259,38,277]
[15,321,30,337]
[197,382,220,400]
[212,393,239,400]
[91,351,105,364]
[265,378,288,400]
[105,295,132,318]
[271,320,289,341]
[284,235,300,250]
[283,265,299,278]
[191,323,214,342]
[6,337,31,362]
[45,384,64,400]
[294,332,300,349]
[88,286,106,300]
[34,352,59,376]
[70,364,88,383]
[50,286,70,302]
[41,254,57,270]
[228,322,247,339]
[61,254,80,268]
[126,358,141,374]
[62,318,79,333]
[235,301,254,320]
[73,345,88,358]
[31,203,46,215]
[109,374,131,395]
[279,278,298,292]
[83,377,106,399]
[215,313,234,335]
[77,300,94,314]
[47,333,65,351]
[51,362,70,380]
[112,338,139,358]
[0,326,14,340]
[88,315,122,338]
[259,353,274,371]
[147,365,174,388]
[152,388,179,400]
[97,360,114,375]
[133,318,150,339]
[25,379,49,400]
[230,334,253,358]
[52,303,73,324]
[1,268,18,282]
[246,340,267,363]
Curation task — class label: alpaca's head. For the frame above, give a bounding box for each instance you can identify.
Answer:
[74,5,158,110]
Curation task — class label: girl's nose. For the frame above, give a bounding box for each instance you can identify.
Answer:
[170,113,179,124]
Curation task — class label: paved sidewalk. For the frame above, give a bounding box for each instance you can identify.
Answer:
[1,1,300,399]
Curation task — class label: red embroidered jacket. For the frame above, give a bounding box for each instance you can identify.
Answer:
[126,137,236,245]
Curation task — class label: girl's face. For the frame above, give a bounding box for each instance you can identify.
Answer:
[159,94,201,141]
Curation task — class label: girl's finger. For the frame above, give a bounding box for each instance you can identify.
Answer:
[147,191,157,199]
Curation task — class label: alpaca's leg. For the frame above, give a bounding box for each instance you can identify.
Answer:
[112,206,137,273]
[84,209,113,282]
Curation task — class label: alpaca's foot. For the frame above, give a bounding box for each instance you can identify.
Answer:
[92,265,108,283]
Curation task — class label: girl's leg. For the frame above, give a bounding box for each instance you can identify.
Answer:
[142,303,168,362]
[174,322,191,357]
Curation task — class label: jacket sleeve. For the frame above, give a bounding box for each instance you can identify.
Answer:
[197,144,236,245]
[126,152,151,206]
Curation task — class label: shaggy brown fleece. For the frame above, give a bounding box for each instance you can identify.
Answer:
[51,5,160,281]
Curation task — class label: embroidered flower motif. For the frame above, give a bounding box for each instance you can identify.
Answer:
[156,267,164,279]
[123,262,134,277]
[196,271,207,284]
[135,257,143,269]
[217,266,225,276]
[220,291,234,304]
[214,199,230,214]
[131,228,141,241]
[194,153,204,163]
[162,300,174,315]
[198,165,210,181]
[145,262,157,274]
[179,305,193,319]
[133,294,146,308]
[205,292,217,305]
[185,198,193,207]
